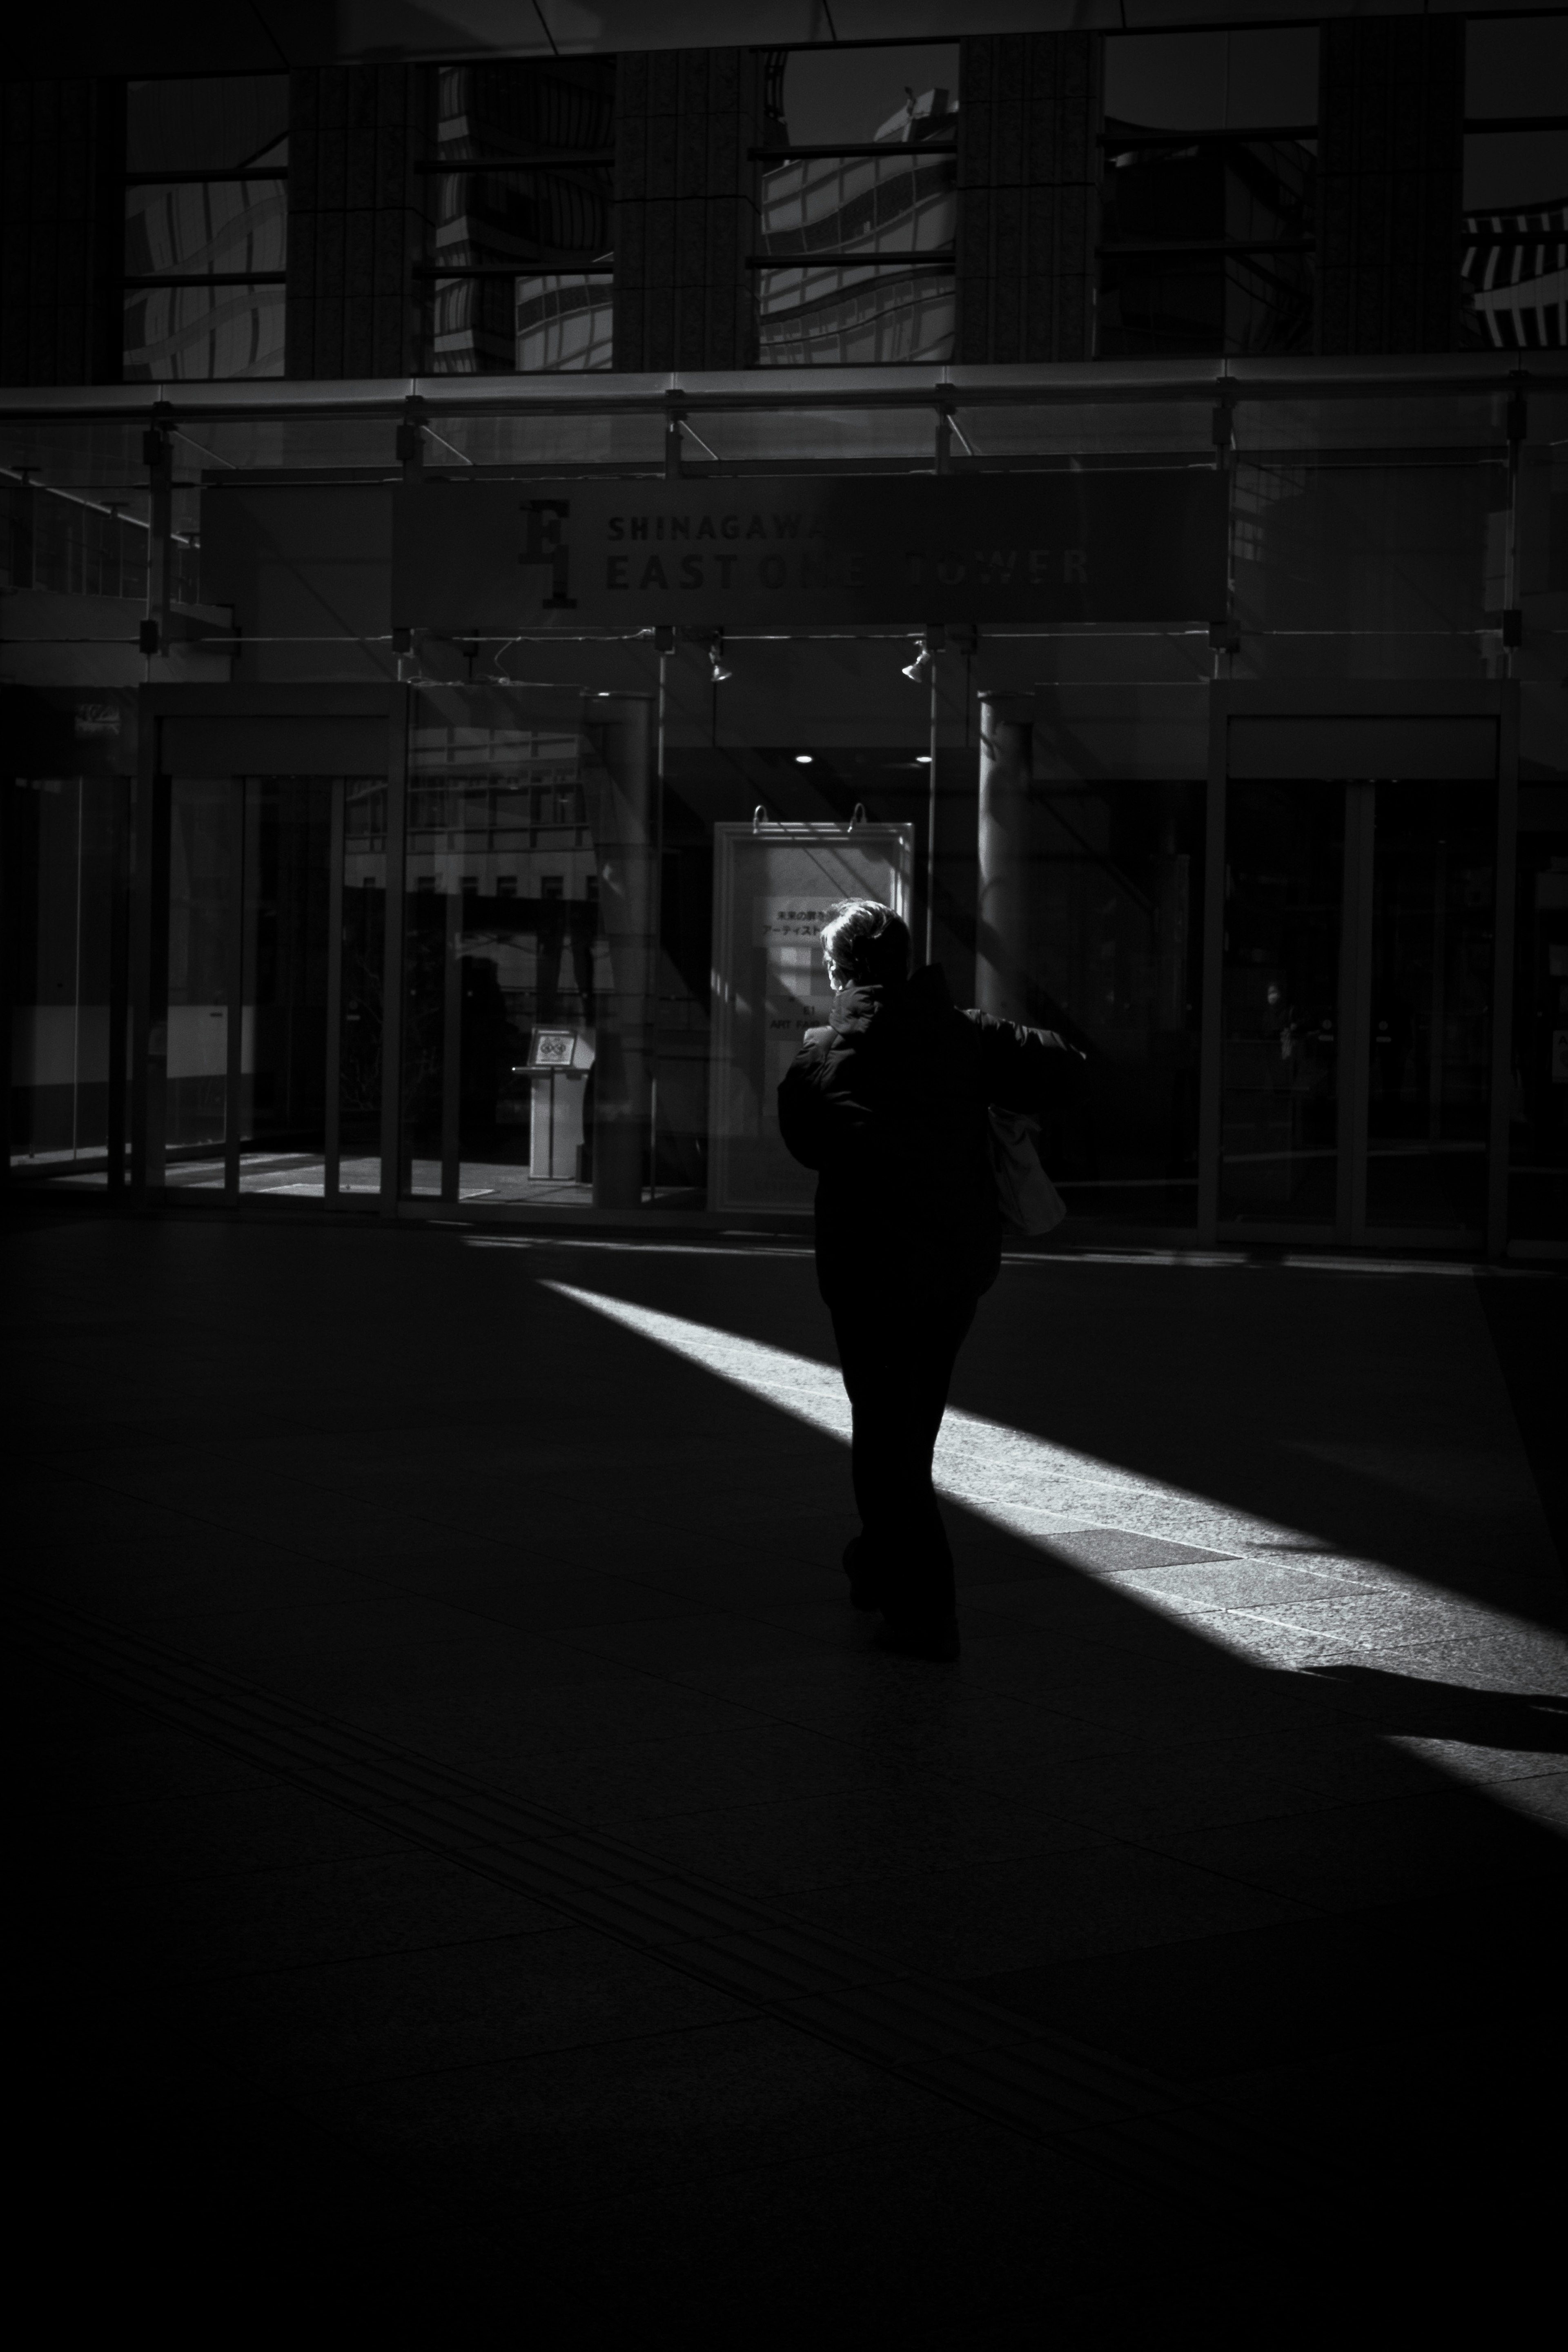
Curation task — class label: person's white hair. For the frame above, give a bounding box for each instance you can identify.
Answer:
[821,901,911,987]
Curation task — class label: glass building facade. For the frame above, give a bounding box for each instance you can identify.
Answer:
[3,17,1565,1260]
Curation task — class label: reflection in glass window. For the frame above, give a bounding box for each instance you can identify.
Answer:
[1025,782,1205,1229]
[514,272,614,371]
[428,62,615,375]
[758,72,956,365]
[1098,29,1317,359]
[123,283,285,383]
[1366,782,1494,1236]
[1220,780,1343,1232]
[1461,205,1566,352]
[401,700,620,1205]
[122,77,287,381]
[1461,17,1567,351]
[165,777,233,1152]
[1510,808,1568,1243]
[6,777,127,1170]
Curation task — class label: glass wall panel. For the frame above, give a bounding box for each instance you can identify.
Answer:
[1029,781,1206,1228]
[954,401,1214,464]
[166,777,234,1161]
[1098,139,1314,361]
[125,181,287,279]
[1464,13,1568,354]
[1234,396,1510,454]
[514,273,614,371]
[123,283,286,385]
[1099,28,1319,360]
[1365,782,1494,1235]
[401,689,649,1208]
[426,60,615,376]
[761,56,958,366]
[123,76,289,383]
[167,778,364,1199]
[681,408,938,466]
[6,777,125,1173]
[125,78,290,174]
[242,780,333,1183]
[1232,459,1504,676]
[340,781,388,1203]
[1219,780,1343,1230]
[1510,793,1568,1245]
[416,412,663,470]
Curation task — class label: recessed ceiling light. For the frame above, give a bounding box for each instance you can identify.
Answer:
[795,753,813,764]
[915,754,932,764]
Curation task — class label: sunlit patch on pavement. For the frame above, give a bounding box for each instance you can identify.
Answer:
[544,1281,1568,1814]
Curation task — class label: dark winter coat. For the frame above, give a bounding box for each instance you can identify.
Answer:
[776,963,1080,1307]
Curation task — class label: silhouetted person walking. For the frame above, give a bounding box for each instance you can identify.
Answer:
[778,901,1080,1660]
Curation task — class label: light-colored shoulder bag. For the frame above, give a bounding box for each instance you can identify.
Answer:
[987,1106,1067,1236]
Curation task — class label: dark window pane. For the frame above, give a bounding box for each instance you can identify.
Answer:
[783,45,957,147]
[1098,138,1315,359]
[125,181,287,279]
[427,58,616,373]
[1365,781,1494,1235]
[126,77,289,174]
[1104,29,1318,134]
[1220,780,1344,1231]
[1010,780,1205,1229]
[123,284,285,381]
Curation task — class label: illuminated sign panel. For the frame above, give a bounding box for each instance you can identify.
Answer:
[393,471,1225,634]
[708,821,914,1214]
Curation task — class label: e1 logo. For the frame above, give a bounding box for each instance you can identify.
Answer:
[520,501,575,609]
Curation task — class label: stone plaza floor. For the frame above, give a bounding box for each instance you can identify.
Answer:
[8,1203,1566,2334]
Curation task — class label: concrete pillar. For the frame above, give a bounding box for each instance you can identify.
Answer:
[975,694,1034,1026]
[285,66,427,380]
[612,48,763,371]
[582,693,656,1208]
[1315,16,1465,355]
[956,33,1102,365]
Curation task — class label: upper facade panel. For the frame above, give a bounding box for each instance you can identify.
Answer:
[2,14,1563,387]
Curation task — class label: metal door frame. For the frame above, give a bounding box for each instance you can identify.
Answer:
[1198,679,1518,1255]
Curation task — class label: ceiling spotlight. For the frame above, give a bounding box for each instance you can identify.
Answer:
[902,648,933,684]
[794,753,813,765]
[708,635,733,684]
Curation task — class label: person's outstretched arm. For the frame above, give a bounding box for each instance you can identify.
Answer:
[966,1009,1086,1116]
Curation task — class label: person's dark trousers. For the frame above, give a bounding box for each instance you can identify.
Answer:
[829,1287,979,1626]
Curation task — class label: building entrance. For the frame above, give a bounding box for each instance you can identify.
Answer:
[1218,712,1501,1248]
[131,691,396,1206]
[151,772,383,1205]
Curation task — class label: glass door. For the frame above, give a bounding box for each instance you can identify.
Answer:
[1220,770,1496,1245]
[6,775,130,1184]
[1365,782,1494,1237]
[1219,778,1346,1232]
[159,775,378,1204]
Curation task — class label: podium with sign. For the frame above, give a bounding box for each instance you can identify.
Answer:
[528,1025,593,1183]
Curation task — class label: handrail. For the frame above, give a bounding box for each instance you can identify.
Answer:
[1,354,1560,432]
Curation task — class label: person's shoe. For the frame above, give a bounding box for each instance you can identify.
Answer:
[842,1537,884,1611]
[878,1615,961,1662]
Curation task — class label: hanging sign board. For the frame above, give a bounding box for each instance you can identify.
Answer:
[393,470,1225,635]
[708,820,914,1215]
